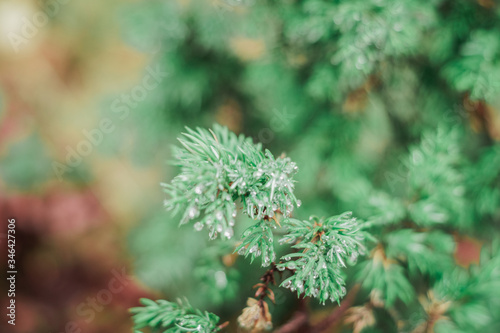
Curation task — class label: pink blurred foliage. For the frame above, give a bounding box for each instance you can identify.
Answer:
[0,188,154,333]
[1,188,107,236]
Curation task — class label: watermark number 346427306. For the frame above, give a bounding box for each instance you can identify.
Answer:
[6,218,17,326]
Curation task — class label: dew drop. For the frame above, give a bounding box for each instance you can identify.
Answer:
[194,185,203,194]
[224,229,233,239]
[188,207,198,219]
[263,257,271,267]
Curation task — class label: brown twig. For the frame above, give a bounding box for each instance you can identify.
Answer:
[274,298,310,333]
[254,263,278,302]
[274,285,359,333]
[217,321,229,330]
[310,285,360,333]
[274,311,309,333]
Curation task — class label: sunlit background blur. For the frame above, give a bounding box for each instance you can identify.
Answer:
[0,0,497,332]
[0,1,168,332]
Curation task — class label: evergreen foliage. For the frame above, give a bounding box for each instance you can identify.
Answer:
[131,298,223,333]
[132,125,368,332]
[123,0,500,332]
[161,124,299,241]
[276,213,368,304]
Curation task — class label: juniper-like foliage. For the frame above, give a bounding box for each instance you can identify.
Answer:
[131,298,223,333]
[131,125,368,332]
[161,124,299,241]
[276,213,368,304]
[122,0,500,332]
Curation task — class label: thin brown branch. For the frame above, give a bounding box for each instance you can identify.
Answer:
[274,298,310,333]
[217,321,229,330]
[310,285,360,333]
[274,285,359,333]
[254,264,277,302]
[274,311,308,333]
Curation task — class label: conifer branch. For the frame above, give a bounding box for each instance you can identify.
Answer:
[133,125,369,332]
